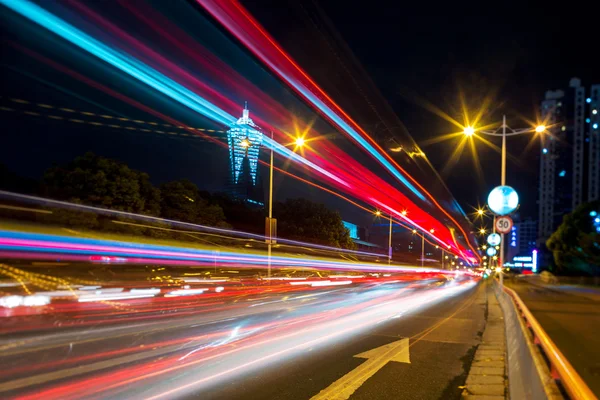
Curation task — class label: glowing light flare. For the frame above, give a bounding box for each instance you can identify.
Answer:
[3,1,478,262]
[0,230,452,274]
[463,126,475,136]
[196,0,469,213]
[165,288,209,297]
[0,0,236,126]
[4,0,356,203]
[263,137,350,188]
[56,282,476,399]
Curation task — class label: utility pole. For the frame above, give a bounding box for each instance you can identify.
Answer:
[421,234,425,267]
[388,215,393,265]
[267,131,274,281]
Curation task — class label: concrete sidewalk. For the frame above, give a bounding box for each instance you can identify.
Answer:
[462,284,507,399]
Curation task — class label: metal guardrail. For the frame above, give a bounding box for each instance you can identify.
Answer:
[502,286,598,400]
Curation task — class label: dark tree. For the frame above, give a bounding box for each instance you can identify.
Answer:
[42,152,160,216]
[209,192,264,234]
[160,179,227,227]
[274,198,355,249]
[546,200,600,276]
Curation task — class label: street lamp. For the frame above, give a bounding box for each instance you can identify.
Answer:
[411,228,426,267]
[535,125,546,133]
[264,134,304,279]
[464,117,545,186]
[465,117,545,272]
[375,210,394,265]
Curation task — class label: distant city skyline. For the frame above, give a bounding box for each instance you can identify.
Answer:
[538,78,600,251]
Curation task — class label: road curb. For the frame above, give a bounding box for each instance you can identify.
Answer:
[462,283,507,399]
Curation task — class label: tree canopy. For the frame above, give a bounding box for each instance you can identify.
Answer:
[41,153,228,230]
[5,153,357,250]
[42,152,160,216]
[160,180,227,227]
[274,198,355,249]
[546,200,600,276]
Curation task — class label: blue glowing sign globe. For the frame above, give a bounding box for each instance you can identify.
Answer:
[487,186,519,216]
[486,247,497,257]
[487,233,501,246]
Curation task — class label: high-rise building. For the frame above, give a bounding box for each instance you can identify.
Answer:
[227,104,264,205]
[538,78,600,248]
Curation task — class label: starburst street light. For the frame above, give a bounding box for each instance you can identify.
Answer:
[479,228,486,235]
[460,116,547,271]
[477,208,485,216]
[264,129,306,280]
[463,126,475,136]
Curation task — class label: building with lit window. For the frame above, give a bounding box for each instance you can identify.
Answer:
[226,104,264,205]
[538,78,600,258]
[507,216,537,261]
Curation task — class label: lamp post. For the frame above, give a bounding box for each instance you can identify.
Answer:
[375,210,393,265]
[464,117,545,273]
[244,134,305,280]
[267,132,275,281]
[411,229,425,267]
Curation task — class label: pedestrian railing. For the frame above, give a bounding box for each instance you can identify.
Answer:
[502,286,598,400]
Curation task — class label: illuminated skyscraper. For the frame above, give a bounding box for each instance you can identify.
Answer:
[227,104,264,204]
[538,78,600,252]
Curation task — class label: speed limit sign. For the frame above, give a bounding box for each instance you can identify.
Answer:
[495,216,513,234]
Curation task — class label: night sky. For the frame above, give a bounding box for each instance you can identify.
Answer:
[244,3,599,220]
[1,1,598,232]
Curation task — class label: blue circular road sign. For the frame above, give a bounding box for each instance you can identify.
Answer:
[487,186,519,216]
[487,233,501,246]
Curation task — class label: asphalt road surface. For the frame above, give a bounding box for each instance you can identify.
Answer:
[0,276,486,400]
[505,278,600,397]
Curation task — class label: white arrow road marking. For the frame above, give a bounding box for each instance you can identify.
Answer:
[311,338,410,400]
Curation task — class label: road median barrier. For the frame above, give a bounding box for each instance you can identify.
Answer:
[495,281,596,400]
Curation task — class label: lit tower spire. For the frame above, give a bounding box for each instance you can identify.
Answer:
[226,103,264,203]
